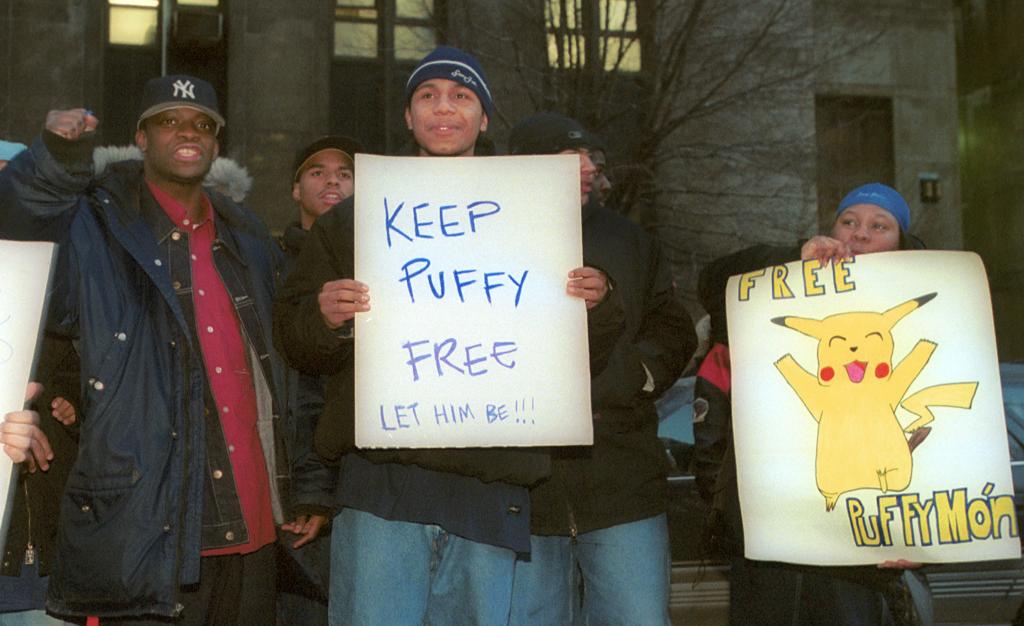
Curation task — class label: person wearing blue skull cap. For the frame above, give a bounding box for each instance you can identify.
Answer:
[837,182,911,232]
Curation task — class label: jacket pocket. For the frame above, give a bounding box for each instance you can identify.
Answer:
[62,468,140,526]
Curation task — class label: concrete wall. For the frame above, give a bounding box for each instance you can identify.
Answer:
[0,0,102,143]
[1,0,962,318]
[814,0,962,250]
[645,0,960,312]
[650,0,819,308]
[226,0,333,232]
[957,0,1024,361]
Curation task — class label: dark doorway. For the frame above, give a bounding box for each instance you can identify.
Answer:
[814,95,895,229]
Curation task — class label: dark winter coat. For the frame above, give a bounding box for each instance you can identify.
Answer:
[0,133,294,618]
[528,199,696,536]
[273,193,625,552]
[278,223,337,520]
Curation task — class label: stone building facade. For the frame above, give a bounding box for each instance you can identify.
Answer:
[1,0,964,328]
[956,0,1024,360]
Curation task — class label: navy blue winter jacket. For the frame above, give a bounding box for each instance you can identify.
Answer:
[0,134,312,618]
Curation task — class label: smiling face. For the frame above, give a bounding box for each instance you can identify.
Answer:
[292,149,354,229]
[404,78,488,157]
[135,107,219,189]
[813,312,896,387]
[777,295,931,387]
[831,203,901,255]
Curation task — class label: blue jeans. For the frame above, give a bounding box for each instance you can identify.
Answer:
[510,514,671,626]
[329,508,517,625]
[0,611,72,626]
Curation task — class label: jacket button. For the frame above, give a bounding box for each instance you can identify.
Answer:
[115,332,127,341]
[225,531,235,541]
[163,524,171,533]
[93,380,105,391]
[170,431,179,439]
[172,280,182,289]
[507,505,521,515]
[213,469,223,479]
[154,259,162,267]
[171,232,181,241]
[81,504,91,512]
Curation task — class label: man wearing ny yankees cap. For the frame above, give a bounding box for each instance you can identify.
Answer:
[0,74,328,623]
[275,46,621,624]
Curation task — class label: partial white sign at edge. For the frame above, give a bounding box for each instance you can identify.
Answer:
[0,240,57,559]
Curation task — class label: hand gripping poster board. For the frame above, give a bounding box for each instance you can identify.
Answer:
[353,154,593,448]
[0,240,56,559]
[727,250,1019,565]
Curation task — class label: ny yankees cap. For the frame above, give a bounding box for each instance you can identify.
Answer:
[405,46,494,116]
[137,74,226,131]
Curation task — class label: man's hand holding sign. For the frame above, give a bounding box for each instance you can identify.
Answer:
[319,279,369,329]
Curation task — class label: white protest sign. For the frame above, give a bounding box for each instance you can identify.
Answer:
[353,154,593,448]
[727,250,1018,565]
[0,240,56,558]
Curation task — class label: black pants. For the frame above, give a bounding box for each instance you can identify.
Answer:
[728,555,893,626]
[114,543,277,626]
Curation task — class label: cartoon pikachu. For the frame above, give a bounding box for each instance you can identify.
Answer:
[772,293,977,511]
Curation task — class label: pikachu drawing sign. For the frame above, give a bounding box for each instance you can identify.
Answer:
[772,292,978,512]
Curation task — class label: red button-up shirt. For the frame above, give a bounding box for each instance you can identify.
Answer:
[148,182,276,556]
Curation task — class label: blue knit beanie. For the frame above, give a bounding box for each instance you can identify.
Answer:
[405,46,494,116]
[836,182,910,231]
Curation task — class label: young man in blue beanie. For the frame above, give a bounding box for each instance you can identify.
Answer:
[505,112,695,626]
[694,182,927,624]
[274,48,621,625]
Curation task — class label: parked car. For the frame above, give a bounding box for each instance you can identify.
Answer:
[657,362,1024,625]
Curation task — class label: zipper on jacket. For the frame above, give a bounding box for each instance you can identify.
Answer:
[22,482,35,565]
[171,339,192,618]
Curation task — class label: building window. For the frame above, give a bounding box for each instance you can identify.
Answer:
[546,0,640,72]
[334,0,438,61]
[331,0,443,153]
[103,0,227,147]
[108,0,159,46]
[334,1,379,58]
